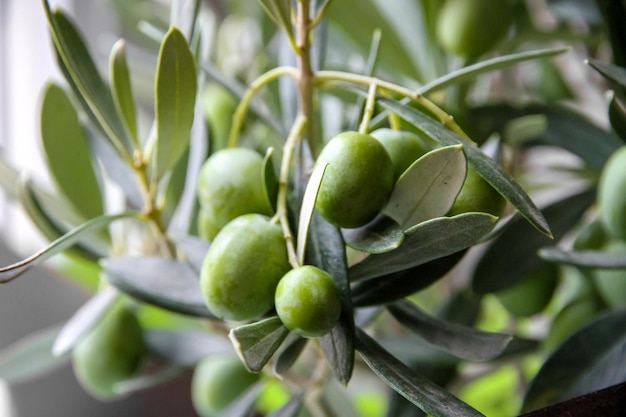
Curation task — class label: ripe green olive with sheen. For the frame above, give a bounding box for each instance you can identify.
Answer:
[191,355,260,417]
[436,0,515,59]
[72,303,145,400]
[315,131,394,228]
[598,146,626,241]
[370,128,430,181]
[275,265,341,338]
[200,214,291,321]
[448,167,506,217]
[197,148,273,234]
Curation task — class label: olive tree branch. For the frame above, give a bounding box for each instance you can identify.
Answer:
[314,70,475,143]
[227,66,298,148]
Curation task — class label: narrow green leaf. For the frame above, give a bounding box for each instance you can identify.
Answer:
[355,328,485,417]
[387,300,512,361]
[145,329,232,366]
[349,213,497,282]
[41,83,104,220]
[472,189,595,293]
[377,98,551,237]
[343,214,405,254]
[351,251,466,307]
[522,309,626,413]
[258,0,294,43]
[0,326,66,383]
[539,247,626,269]
[263,147,279,212]
[418,47,571,94]
[153,27,197,179]
[102,256,213,318]
[0,212,139,283]
[273,334,308,376]
[52,286,120,356]
[268,393,305,417]
[382,145,466,229]
[306,213,355,385]
[42,1,133,158]
[229,316,290,373]
[110,40,139,145]
[218,383,265,417]
[609,93,626,142]
[297,162,328,265]
[585,58,626,91]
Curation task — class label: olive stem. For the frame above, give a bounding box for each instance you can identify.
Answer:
[227,66,298,148]
[358,82,378,134]
[314,70,474,143]
[309,0,333,29]
[274,114,308,268]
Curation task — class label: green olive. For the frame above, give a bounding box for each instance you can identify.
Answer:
[436,0,515,59]
[496,262,558,317]
[591,240,626,309]
[370,128,430,181]
[598,146,626,241]
[200,214,291,321]
[275,265,341,338]
[447,167,506,217]
[197,148,273,235]
[72,303,145,400]
[201,82,238,152]
[191,355,259,417]
[315,131,394,228]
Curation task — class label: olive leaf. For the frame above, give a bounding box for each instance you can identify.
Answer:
[113,365,186,396]
[382,145,466,229]
[342,214,405,254]
[539,247,626,269]
[609,94,626,142]
[258,0,295,44]
[307,213,356,385]
[43,1,133,158]
[152,27,197,179]
[273,334,308,376]
[0,325,66,383]
[297,162,327,265]
[522,309,626,413]
[102,256,213,318]
[355,328,485,417]
[377,97,551,237]
[229,316,290,373]
[217,383,265,417]
[472,188,596,293]
[0,212,139,283]
[263,147,279,212]
[418,46,571,95]
[145,329,232,366]
[387,300,512,361]
[351,251,466,307]
[52,286,121,356]
[585,58,626,91]
[172,235,210,272]
[40,83,104,220]
[268,393,305,417]
[349,213,497,282]
[109,40,139,146]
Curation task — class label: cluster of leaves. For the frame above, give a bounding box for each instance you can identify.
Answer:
[0,0,625,416]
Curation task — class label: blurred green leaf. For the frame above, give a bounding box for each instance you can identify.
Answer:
[377,98,551,237]
[343,214,405,254]
[540,247,626,268]
[258,0,294,43]
[145,329,232,366]
[229,316,289,373]
[52,286,120,356]
[609,94,626,142]
[522,309,626,413]
[0,325,65,383]
[218,383,266,417]
[418,47,570,95]
[388,300,512,361]
[383,145,466,229]
[586,58,626,91]
[268,393,305,417]
[472,189,596,293]
[170,0,201,40]
[41,83,104,220]
[297,162,327,264]
[307,213,355,385]
[263,147,279,212]
[352,250,466,307]
[43,1,133,158]
[0,212,139,283]
[350,213,496,282]
[152,27,197,179]
[356,328,485,417]
[114,365,186,395]
[109,40,139,145]
[102,256,213,318]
